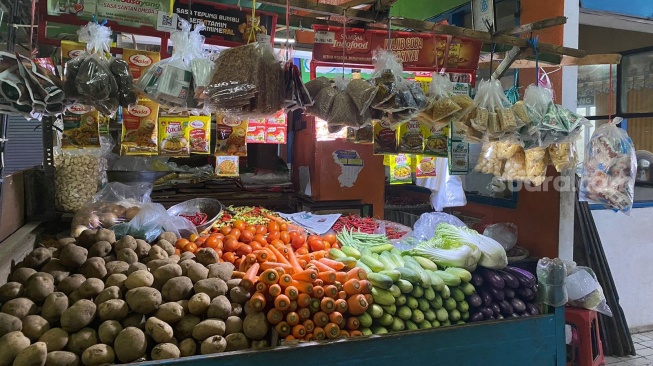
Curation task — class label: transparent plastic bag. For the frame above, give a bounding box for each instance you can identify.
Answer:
[525,147,548,185]
[409,211,466,242]
[548,140,578,173]
[501,147,527,182]
[537,257,569,307]
[55,148,104,213]
[432,158,466,211]
[112,203,197,243]
[566,266,612,316]
[371,50,424,117]
[483,223,518,250]
[474,141,503,177]
[580,117,636,213]
[523,84,554,124]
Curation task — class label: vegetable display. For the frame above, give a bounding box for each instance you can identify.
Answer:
[212,206,283,230]
[332,215,408,240]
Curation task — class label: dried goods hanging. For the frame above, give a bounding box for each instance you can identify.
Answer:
[283,60,312,111]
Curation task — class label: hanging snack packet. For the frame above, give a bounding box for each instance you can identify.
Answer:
[501,147,527,182]
[159,114,191,157]
[189,114,212,154]
[120,99,159,156]
[215,114,247,156]
[216,156,240,177]
[474,141,503,177]
[398,120,424,154]
[524,147,548,185]
[389,154,413,185]
[123,48,161,80]
[61,104,101,148]
[549,141,577,173]
[426,73,461,122]
[416,155,437,178]
[373,119,398,155]
[61,41,87,67]
[421,123,448,157]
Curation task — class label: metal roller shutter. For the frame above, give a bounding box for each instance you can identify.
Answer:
[3,116,43,175]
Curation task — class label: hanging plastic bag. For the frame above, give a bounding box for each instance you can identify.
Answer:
[431,157,466,211]
[393,211,466,250]
[474,140,503,177]
[483,223,518,251]
[580,117,636,213]
[537,257,569,307]
[566,266,613,317]
[112,203,197,243]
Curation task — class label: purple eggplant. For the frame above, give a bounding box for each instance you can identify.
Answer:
[504,288,515,299]
[498,270,520,289]
[467,294,483,308]
[480,289,493,307]
[516,288,535,302]
[510,298,526,313]
[490,303,501,316]
[480,307,493,318]
[488,287,505,301]
[496,315,504,320]
[471,273,484,287]
[503,267,536,288]
[521,312,531,317]
[526,303,540,315]
[470,312,484,322]
[482,269,505,289]
[498,300,514,316]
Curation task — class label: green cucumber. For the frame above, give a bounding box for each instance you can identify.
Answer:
[360,327,373,336]
[371,287,395,306]
[459,282,476,296]
[335,256,358,269]
[328,248,347,259]
[433,270,461,287]
[456,321,466,325]
[396,267,421,284]
[451,288,465,302]
[430,294,443,309]
[406,296,419,310]
[397,306,412,321]
[396,279,414,294]
[370,325,388,335]
[411,309,425,323]
[360,255,385,272]
[424,309,436,322]
[412,256,438,271]
[418,320,433,329]
[431,320,441,328]
[382,304,397,315]
[442,320,451,326]
[449,309,461,322]
[457,300,469,313]
[426,270,445,292]
[461,311,469,321]
[389,250,405,267]
[340,246,361,259]
[444,297,458,311]
[378,254,398,272]
[379,269,401,282]
[405,320,419,331]
[379,313,394,326]
[389,285,401,298]
[360,247,372,257]
[394,294,407,306]
[423,286,436,301]
[410,286,424,298]
[440,285,451,299]
[356,260,373,274]
[417,298,430,312]
[390,317,405,332]
[445,267,472,282]
[368,304,384,319]
[367,273,394,290]
[370,243,395,254]
[436,308,449,322]
[358,312,373,328]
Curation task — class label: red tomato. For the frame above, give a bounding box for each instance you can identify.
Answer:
[291,234,306,250]
[322,233,337,245]
[280,231,291,244]
[255,225,268,236]
[228,229,241,240]
[236,244,253,256]
[309,239,326,252]
[240,230,254,243]
[267,231,281,243]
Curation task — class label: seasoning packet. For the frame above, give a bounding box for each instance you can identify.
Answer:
[215,115,247,156]
[389,154,413,185]
[120,99,159,156]
[122,48,161,80]
[60,40,86,68]
[216,156,240,177]
[266,126,287,144]
[448,140,470,175]
[61,104,101,148]
[421,123,448,157]
[158,114,190,157]
[189,115,211,154]
[246,123,266,144]
[416,155,437,178]
[373,120,398,155]
[398,120,424,154]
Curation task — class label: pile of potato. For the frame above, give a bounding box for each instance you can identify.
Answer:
[0,229,269,365]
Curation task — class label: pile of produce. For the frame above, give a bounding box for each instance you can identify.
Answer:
[332,215,408,240]
[212,206,282,230]
[467,267,539,321]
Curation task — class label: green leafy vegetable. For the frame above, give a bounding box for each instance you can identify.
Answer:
[435,224,507,269]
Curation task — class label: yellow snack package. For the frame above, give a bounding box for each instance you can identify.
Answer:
[421,123,448,157]
[216,156,240,176]
[215,114,248,156]
[120,99,159,156]
[122,48,161,80]
[416,155,437,178]
[189,115,211,155]
[61,104,101,148]
[398,120,424,154]
[158,115,190,157]
[389,154,412,185]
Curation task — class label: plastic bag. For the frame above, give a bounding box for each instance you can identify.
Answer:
[55,148,104,213]
[537,257,569,307]
[473,78,523,136]
[409,211,466,242]
[112,203,197,243]
[432,158,466,211]
[474,141,503,177]
[566,266,612,316]
[501,147,527,182]
[523,84,554,123]
[548,140,578,173]
[483,223,518,250]
[580,117,636,213]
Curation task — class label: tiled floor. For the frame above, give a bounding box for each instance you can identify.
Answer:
[605,332,653,365]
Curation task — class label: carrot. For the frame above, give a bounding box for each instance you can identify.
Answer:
[304,333,316,342]
[350,330,364,337]
[347,267,367,281]
[347,294,369,315]
[313,279,324,287]
[334,298,348,313]
[232,271,246,279]
[297,307,311,322]
[298,253,314,263]
[245,253,257,264]
[313,311,329,327]
[267,308,284,325]
[359,280,372,294]
[274,294,291,311]
[268,284,282,297]
[339,330,350,338]
[241,263,260,290]
[324,323,340,339]
[312,286,325,298]
[289,301,298,313]
[275,321,291,337]
[267,245,291,269]
[312,250,327,260]
[265,214,287,224]
[261,262,292,273]
[255,282,267,294]
[285,246,304,274]
[334,281,343,292]
[290,280,313,294]
[237,256,248,272]
[298,259,307,269]
[309,260,333,272]
[274,266,286,275]
[338,291,347,300]
[318,258,345,271]
[291,324,306,339]
[343,279,361,296]
[297,293,311,308]
[292,269,318,282]
[320,297,336,314]
[284,335,295,342]
[279,274,293,287]
[284,285,299,301]
[286,311,300,326]
[347,317,360,330]
[364,294,374,305]
[324,285,338,298]
[254,250,270,263]
[335,271,348,284]
[259,269,279,285]
[303,319,315,333]
[318,271,337,284]
[328,311,343,325]
[250,292,267,311]
[313,326,326,340]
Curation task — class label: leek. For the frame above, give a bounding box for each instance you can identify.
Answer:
[435,224,508,269]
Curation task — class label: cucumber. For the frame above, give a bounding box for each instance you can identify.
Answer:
[456,320,466,325]
[328,248,347,259]
[433,270,462,287]
[367,273,394,290]
[379,313,394,326]
[423,286,436,301]
[379,269,401,283]
[457,300,469,313]
[424,309,436,322]
[360,247,372,257]
[417,298,430,312]
[368,304,384,319]
[394,294,407,306]
[440,285,451,299]
[389,250,405,267]
[426,271,445,292]
[431,320,441,328]
[389,285,401,298]
[451,288,465,302]
[430,294,443,309]
[406,296,419,310]
[445,267,472,282]
[370,325,388,335]
[360,327,373,336]
[411,309,425,323]
[371,287,395,306]
[358,312,373,328]
[340,246,361,259]
[360,255,386,272]
[449,309,461,322]
[390,317,405,332]
[403,257,432,287]
[459,282,476,296]
[410,286,424,298]
[412,256,438,271]
[335,256,358,269]
[444,297,458,311]
[461,311,470,321]
[356,260,373,274]
[418,320,433,329]
[382,304,397,315]
[442,320,451,326]
[396,279,414,294]
[370,243,395,254]
[396,267,421,284]
[378,254,398,272]
[397,305,412,321]
[406,320,419,331]
[436,308,449,322]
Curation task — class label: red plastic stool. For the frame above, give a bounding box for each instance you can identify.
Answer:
[565,307,605,366]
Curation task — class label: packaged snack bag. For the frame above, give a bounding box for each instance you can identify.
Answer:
[120,99,159,156]
[189,115,211,154]
[158,114,190,157]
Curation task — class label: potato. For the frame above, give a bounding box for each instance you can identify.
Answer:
[94,287,121,306]
[41,292,69,324]
[194,278,228,300]
[87,241,111,258]
[98,299,129,321]
[192,319,225,341]
[114,236,136,252]
[156,240,176,256]
[97,320,121,345]
[195,248,219,266]
[59,245,88,269]
[127,262,147,275]
[226,278,241,290]
[94,229,115,244]
[0,313,22,337]
[145,316,174,343]
[206,296,231,320]
[2,297,37,319]
[134,240,151,258]
[200,335,227,355]
[158,232,177,245]
[45,351,79,366]
[13,341,47,366]
[146,259,173,272]
[103,274,126,290]
[251,340,269,349]
[225,333,250,352]
[178,338,197,357]
[179,251,195,262]
[58,275,86,296]
[68,290,85,304]
[116,249,138,265]
[188,293,210,316]
[230,303,242,318]
[125,287,162,314]
[40,259,70,284]
[104,261,129,276]
[243,312,268,341]
[124,270,154,290]
[151,343,180,360]
[148,246,169,261]
[168,255,180,264]
[102,255,116,264]
[11,268,36,285]
[38,328,68,352]
[120,313,144,330]
[162,277,193,302]
[179,261,195,276]
[177,300,190,314]
[154,302,185,325]
[0,331,30,366]
[56,237,76,249]
[25,272,55,303]
[154,264,182,288]
[61,300,96,333]
[225,316,243,335]
[0,282,23,303]
[78,278,104,298]
[114,327,147,363]
[81,344,115,365]
[66,328,98,355]
[209,263,235,282]
[22,315,51,341]
[187,263,209,283]
[229,285,250,305]
[78,258,107,280]
[24,248,52,269]
[174,315,201,340]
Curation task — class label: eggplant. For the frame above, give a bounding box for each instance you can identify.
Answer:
[521,312,531,317]
[498,270,520,289]
[504,288,515,299]
[487,315,495,320]
[467,294,483,308]
[496,315,504,320]
[479,289,493,307]
[490,303,501,316]
[470,312,484,322]
[480,307,493,318]
[498,300,514,316]
[471,273,484,287]
[515,288,535,301]
[526,303,540,315]
[488,287,505,302]
[503,267,536,288]
[482,269,505,289]
[510,298,526,313]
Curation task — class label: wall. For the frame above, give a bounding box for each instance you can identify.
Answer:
[592,208,653,332]
[579,25,653,54]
